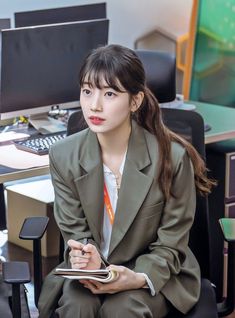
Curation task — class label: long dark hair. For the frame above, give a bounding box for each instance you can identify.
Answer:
[79,44,215,200]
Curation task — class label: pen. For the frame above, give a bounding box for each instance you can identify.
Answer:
[81,238,88,255]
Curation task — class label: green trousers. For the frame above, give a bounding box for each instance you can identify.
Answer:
[55,279,171,318]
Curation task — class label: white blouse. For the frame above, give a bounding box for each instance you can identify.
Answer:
[100,154,126,259]
[100,153,155,296]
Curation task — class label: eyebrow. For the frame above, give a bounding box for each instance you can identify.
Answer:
[81,81,92,86]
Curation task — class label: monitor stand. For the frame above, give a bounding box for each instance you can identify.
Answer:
[29,113,66,134]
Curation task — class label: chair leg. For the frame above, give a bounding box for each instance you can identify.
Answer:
[12,284,21,318]
[0,184,6,231]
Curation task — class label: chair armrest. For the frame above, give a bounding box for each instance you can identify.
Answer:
[3,261,30,318]
[217,218,235,316]
[219,218,235,242]
[3,261,30,284]
[19,216,49,308]
[19,216,49,240]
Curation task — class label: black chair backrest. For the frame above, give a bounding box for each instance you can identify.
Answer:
[161,108,211,280]
[67,109,87,136]
[135,49,176,103]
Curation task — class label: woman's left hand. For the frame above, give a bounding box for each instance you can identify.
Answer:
[80,264,146,294]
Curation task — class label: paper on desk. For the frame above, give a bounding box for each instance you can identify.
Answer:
[0,131,29,143]
[0,144,49,169]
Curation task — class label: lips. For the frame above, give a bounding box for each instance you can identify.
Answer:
[89,116,105,125]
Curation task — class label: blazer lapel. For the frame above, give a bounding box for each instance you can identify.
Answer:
[74,130,104,246]
[108,121,154,258]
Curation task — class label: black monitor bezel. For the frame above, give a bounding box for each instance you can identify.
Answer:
[14,2,106,28]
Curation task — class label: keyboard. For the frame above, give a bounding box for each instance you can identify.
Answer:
[13,132,67,155]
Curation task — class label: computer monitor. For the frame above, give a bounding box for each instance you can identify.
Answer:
[14,2,106,27]
[0,19,109,133]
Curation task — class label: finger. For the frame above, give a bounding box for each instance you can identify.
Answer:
[70,255,89,264]
[70,250,90,258]
[82,243,97,254]
[107,264,123,272]
[83,284,89,289]
[71,258,89,268]
[67,239,84,250]
[84,281,104,294]
[70,256,89,267]
[84,281,115,294]
[88,280,102,289]
[72,262,88,269]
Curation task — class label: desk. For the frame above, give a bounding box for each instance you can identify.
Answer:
[0,149,49,229]
[0,165,49,184]
[0,142,49,183]
[193,101,235,144]
[0,125,50,183]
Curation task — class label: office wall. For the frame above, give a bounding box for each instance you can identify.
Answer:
[0,0,193,48]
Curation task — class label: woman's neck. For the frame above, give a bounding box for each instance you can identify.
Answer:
[98,122,131,153]
[98,124,131,173]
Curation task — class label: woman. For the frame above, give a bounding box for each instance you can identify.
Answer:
[38,44,214,317]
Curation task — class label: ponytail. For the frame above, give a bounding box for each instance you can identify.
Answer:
[135,88,216,200]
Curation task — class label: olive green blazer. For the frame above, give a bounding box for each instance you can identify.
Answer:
[38,121,200,317]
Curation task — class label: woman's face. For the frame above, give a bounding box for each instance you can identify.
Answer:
[80,76,133,135]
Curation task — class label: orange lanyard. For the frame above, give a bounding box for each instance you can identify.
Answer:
[104,183,115,225]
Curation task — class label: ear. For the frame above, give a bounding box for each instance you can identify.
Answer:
[130,91,144,112]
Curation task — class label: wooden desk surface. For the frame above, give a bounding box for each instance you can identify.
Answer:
[0,165,49,183]
[192,101,235,144]
[0,125,50,183]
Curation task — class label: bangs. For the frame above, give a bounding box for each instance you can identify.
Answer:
[79,56,126,93]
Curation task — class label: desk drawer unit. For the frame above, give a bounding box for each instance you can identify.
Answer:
[206,140,235,301]
[6,179,59,257]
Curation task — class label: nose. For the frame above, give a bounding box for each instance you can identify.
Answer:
[90,91,102,112]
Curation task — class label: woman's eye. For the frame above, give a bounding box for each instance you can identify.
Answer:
[105,91,116,97]
[82,89,91,96]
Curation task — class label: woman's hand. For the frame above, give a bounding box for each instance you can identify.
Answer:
[68,239,102,270]
[80,264,146,294]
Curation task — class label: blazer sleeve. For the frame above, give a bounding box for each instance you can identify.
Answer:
[133,148,197,293]
[49,148,96,263]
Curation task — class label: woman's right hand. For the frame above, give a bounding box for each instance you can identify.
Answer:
[67,239,102,270]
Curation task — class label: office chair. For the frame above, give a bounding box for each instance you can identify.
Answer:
[135,49,176,103]
[160,109,235,318]
[2,50,235,317]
